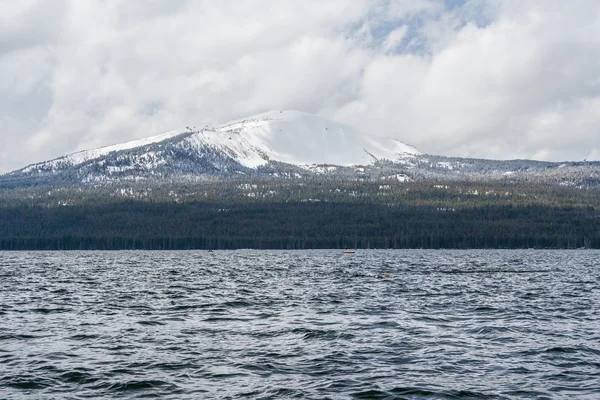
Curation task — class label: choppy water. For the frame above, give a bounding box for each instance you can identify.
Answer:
[1,250,599,399]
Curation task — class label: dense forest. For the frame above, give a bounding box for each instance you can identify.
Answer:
[1,180,599,250]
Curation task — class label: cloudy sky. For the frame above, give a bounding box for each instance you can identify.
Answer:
[1,0,600,173]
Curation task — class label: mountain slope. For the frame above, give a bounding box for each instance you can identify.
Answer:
[21,110,419,171]
[2,109,600,190]
[2,110,422,187]
[209,110,419,167]
[20,130,186,174]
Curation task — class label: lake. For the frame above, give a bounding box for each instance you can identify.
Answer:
[1,250,599,399]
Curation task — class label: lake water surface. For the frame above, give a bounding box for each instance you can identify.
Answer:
[1,250,599,399]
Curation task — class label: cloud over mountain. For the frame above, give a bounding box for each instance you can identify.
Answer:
[1,0,600,173]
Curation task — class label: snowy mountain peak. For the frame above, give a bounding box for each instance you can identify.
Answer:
[9,110,421,182]
[4,110,600,190]
[202,109,420,167]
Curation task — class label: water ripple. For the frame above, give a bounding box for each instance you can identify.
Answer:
[0,250,599,399]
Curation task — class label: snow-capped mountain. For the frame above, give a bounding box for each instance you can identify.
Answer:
[2,109,600,189]
[2,110,421,186]
[208,110,419,167]
[27,110,419,171]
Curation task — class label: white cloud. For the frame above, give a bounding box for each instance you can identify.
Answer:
[1,0,600,173]
[382,26,408,53]
[337,0,600,161]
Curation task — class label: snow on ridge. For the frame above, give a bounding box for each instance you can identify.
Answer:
[18,110,421,174]
[184,129,269,169]
[211,109,421,166]
[217,110,309,130]
[22,130,185,172]
[389,138,420,156]
[67,130,185,165]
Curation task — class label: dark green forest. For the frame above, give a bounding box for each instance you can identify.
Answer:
[1,180,599,250]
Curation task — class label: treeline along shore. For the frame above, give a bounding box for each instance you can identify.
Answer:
[1,202,599,250]
[1,180,599,250]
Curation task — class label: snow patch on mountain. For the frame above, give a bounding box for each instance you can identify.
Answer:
[182,129,269,169]
[22,130,185,173]
[211,110,420,167]
[11,110,420,181]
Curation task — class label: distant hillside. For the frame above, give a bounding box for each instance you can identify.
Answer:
[2,110,599,250]
[1,110,599,190]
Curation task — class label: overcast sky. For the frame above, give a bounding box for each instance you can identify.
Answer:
[1,0,600,173]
